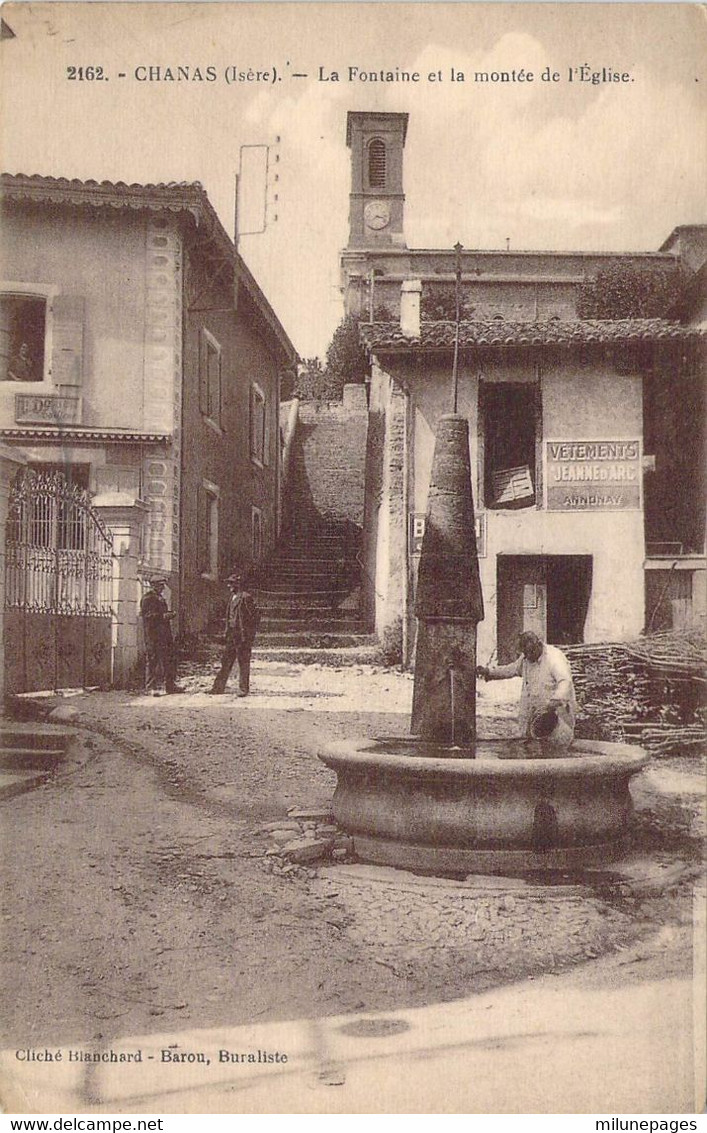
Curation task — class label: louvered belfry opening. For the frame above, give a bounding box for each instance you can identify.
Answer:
[368,138,386,188]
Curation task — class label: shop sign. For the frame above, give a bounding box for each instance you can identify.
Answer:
[410,512,487,557]
[15,394,81,425]
[545,440,641,511]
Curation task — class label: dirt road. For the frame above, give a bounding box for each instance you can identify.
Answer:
[0,661,701,1056]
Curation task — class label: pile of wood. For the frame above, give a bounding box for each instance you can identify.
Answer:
[565,632,706,757]
[618,720,705,756]
[623,631,707,681]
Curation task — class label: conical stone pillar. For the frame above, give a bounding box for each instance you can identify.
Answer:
[411,414,484,747]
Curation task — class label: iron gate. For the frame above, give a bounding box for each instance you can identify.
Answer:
[4,469,114,692]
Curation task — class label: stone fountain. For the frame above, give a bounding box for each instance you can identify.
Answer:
[320,415,648,875]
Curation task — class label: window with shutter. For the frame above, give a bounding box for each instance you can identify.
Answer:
[480,382,539,510]
[252,506,263,562]
[199,328,221,426]
[0,291,49,383]
[198,480,220,578]
[249,383,266,465]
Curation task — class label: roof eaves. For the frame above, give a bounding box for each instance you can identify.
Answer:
[0,427,172,443]
[1,172,297,367]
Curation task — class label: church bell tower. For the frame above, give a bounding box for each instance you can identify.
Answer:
[346,111,408,248]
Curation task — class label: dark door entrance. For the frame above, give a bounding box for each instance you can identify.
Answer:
[496,555,593,663]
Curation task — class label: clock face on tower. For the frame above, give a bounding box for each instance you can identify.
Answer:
[364,200,391,230]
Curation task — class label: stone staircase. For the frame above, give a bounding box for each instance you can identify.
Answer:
[254,392,376,665]
[0,721,75,799]
[254,529,378,665]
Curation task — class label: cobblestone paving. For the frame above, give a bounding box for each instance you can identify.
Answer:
[313,870,639,984]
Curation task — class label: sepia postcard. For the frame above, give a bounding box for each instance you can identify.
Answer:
[0,1,705,1118]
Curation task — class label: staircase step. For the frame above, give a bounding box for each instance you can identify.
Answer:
[258,590,354,610]
[253,645,380,666]
[0,723,75,752]
[262,574,358,592]
[0,723,75,773]
[261,616,367,632]
[0,745,66,771]
[283,549,354,561]
[0,770,52,800]
[271,555,358,567]
[256,630,377,648]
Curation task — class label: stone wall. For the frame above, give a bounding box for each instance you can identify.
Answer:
[296,386,368,530]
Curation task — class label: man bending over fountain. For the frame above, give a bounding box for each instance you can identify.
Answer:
[477,632,577,752]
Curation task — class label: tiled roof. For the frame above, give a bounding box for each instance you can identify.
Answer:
[0,173,298,367]
[360,318,706,351]
[0,172,213,217]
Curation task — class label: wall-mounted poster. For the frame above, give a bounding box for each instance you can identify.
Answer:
[545,439,642,511]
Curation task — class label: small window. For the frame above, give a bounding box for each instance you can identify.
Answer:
[481,382,538,510]
[249,383,266,465]
[368,138,386,188]
[0,293,46,382]
[198,481,219,578]
[199,329,221,426]
[252,507,263,562]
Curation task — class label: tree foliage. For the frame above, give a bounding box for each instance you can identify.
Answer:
[323,313,369,393]
[293,357,326,399]
[292,314,369,402]
[577,265,685,320]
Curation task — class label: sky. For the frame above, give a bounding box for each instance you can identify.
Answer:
[1,2,705,357]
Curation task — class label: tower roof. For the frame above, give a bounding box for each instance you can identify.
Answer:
[346,111,409,147]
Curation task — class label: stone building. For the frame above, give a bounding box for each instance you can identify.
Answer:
[341,112,706,664]
[0,174,296,688]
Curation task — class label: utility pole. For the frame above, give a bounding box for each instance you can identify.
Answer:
[234,140,280,253]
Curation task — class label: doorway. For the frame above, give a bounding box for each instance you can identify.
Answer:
[496,555,593,663]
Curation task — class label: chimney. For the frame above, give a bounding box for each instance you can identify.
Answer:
[400,279,422,339]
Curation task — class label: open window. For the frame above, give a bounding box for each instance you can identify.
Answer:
[1,288,84,393]
[480,382,539,509]
[0,293,46,382]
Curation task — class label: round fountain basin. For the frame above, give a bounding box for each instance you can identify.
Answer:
[320,737,649,875]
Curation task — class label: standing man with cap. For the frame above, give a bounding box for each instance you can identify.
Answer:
[476,631,577,751]
[209,569,261,696]
[140,577,184,695]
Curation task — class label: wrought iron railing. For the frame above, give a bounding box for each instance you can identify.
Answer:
[5,470,113,616]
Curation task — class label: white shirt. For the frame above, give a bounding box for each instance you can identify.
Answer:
[489,645,577,736]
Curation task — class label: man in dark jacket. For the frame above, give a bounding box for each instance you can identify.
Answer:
[209,570,261,696]
[140,577,184,695]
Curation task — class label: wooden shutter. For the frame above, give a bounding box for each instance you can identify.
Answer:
[263,390,271,466]
[50,295,84,388]
[198,330,209,415]
[196,483,208,575]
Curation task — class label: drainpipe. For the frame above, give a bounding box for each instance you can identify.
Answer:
[402,386,410,667]
[398,279,420,668]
